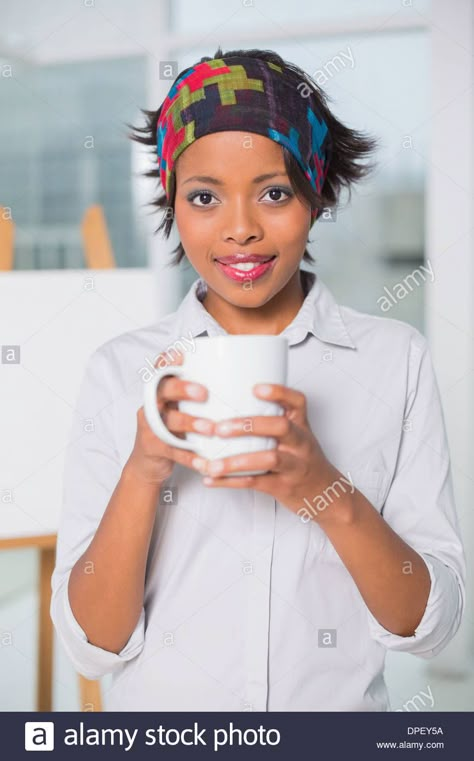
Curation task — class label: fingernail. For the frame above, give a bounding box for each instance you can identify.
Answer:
[187,383,206,399]
[255,384,272,396]
[192,457,207,471]
[209,459,224,475]
[193,418,213,434]
[215,421,233,435]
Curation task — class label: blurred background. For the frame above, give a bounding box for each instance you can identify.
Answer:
[0,0,473,712]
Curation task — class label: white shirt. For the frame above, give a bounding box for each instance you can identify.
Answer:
[50,270,466,712]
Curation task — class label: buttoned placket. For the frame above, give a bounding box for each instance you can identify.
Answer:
[240,328,305,712]
[243,490,276,711]
[200,317,277,710]
[176,277,354,711]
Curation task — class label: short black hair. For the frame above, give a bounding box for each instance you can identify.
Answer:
[127,46,379,268]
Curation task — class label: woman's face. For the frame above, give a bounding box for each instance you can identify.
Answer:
[174,131,311,309]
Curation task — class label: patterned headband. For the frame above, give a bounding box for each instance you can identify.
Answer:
[156,56,332,225]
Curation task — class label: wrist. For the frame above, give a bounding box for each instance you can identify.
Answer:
[122,459,166,492]
[316,487,357,529]
[299,464,358,528]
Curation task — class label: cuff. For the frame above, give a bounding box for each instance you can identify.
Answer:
[366,553,464,658]
[51,575,146,681]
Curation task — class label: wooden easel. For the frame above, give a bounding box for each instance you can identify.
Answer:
[81,205,116,269]
[0,535,103,711]
[0,204,116,710]
[0,204,14,270]
[0,535,57,710]
[0,204,116,271]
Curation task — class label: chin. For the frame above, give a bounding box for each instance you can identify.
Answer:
[218,282,279,306]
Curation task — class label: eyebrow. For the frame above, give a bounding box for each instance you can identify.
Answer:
[181,172,288,186]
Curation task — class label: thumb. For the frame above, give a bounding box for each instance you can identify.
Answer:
[154,349,184,369]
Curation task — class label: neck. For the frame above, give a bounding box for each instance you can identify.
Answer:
[201,269,309,335]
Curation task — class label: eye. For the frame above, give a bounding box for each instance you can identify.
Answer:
[186,186,293,207]
[261,186,293,203]
[187,190,218,207]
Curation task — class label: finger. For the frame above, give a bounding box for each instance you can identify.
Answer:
[253,383,307,418]
[138,408,207,468]
[157,375,208,406]
[153,352,191,411]
[203,471,279,493]
[214,415,303,448]
[164,408,215,436]
[194,447,300,478]
[163,442,207,471]
[154,350,184,368]
[201,447,302,490]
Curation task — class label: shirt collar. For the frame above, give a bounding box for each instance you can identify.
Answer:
[172,269,356,349]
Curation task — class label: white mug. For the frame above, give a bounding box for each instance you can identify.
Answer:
[143,335,288,476]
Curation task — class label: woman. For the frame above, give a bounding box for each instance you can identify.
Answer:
[50,47,465,711]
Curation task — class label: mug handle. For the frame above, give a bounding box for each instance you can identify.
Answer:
[143,364,194,450]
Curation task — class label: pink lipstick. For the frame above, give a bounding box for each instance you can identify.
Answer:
[214,255,277,282]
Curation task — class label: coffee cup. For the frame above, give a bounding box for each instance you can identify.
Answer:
[143,335,288,476]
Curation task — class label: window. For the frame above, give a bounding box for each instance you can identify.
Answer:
[0,55,147,268]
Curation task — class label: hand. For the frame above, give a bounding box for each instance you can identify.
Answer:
[126,350,216,485]
[191,383,340,517]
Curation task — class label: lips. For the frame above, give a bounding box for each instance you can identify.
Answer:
[214,254,276,264]
[214,255,277,282]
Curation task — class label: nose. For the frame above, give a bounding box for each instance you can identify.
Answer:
[220,197,263,245]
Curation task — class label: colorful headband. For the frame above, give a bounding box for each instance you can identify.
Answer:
[156,56,332,224]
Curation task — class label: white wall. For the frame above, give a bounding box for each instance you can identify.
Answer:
[0,269,156,539]
[425,0,474,673]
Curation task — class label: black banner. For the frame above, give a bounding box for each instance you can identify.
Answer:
[2,711,470,759]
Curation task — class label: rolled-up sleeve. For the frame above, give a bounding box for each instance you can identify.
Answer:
[367,332,466,657]
[50,346,146,680]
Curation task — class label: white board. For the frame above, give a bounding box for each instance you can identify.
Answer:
[0,269,157,539]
